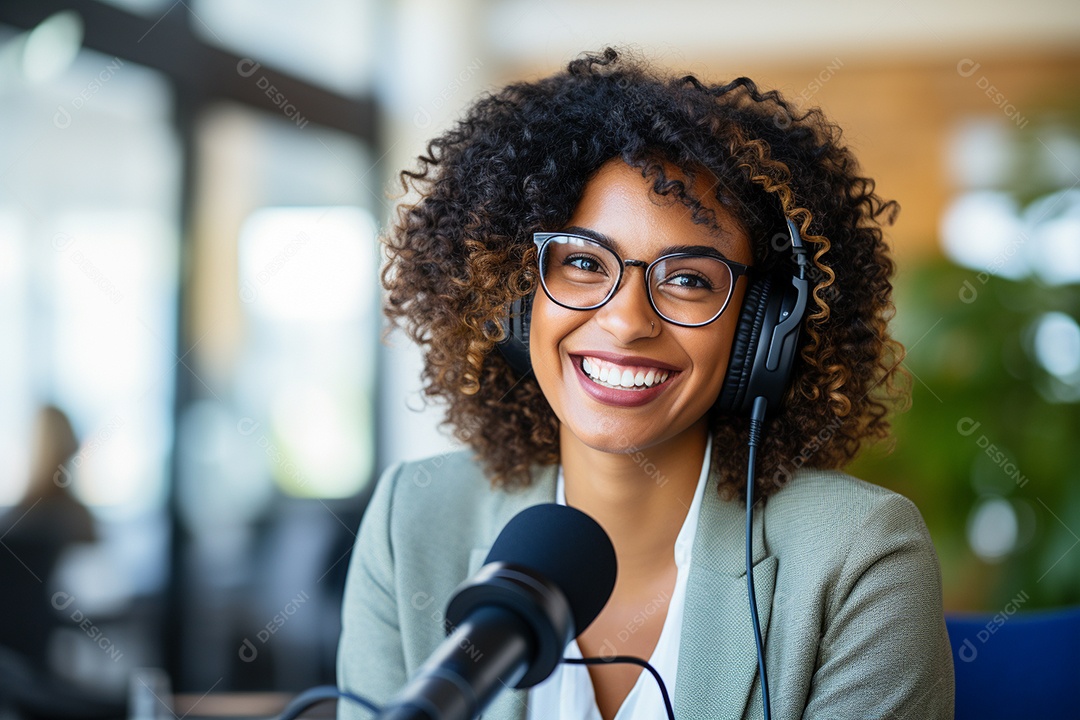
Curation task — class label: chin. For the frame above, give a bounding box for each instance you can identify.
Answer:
[560,413,662,454]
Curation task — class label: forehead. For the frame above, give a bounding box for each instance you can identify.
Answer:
[565,158,752,265]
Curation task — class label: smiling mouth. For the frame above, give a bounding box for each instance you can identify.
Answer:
[576,355,677,391]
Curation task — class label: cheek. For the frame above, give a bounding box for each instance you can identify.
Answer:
[527,295,575,402]
[687,332,734,395]
[689,291,747,392]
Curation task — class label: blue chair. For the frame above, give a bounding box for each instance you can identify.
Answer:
[946,605,1080,719]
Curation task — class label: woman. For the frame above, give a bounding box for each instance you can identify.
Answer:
[338,48,954,719]
[0,405,96,671]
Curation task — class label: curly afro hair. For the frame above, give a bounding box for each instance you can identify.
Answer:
[381,47,908,500]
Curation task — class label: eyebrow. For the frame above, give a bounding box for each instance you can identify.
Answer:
[560,225,737,262]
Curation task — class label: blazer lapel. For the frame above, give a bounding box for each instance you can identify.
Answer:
[675,473,777,720]
[464,460,777,719]
[471,463,558,720]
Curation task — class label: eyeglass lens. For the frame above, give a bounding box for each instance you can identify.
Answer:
[538,234,735,325]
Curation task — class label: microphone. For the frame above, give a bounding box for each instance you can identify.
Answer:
[376,503,617,720]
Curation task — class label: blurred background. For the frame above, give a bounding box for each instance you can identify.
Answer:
[0,0,1078,711]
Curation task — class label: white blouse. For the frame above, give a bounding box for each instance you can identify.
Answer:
[526,434,714,720]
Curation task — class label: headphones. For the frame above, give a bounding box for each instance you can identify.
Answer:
[495,218,809,417]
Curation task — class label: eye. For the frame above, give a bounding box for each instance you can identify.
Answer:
[662,272,714,290]
[564,253,607,274]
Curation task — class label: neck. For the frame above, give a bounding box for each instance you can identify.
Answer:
[560,418,709,585]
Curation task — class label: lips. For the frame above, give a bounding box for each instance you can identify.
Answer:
[568,352,682,408]
[572,351,681,372]
[579,356,672,389]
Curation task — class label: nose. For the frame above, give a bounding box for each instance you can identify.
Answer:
[592,264,660,342]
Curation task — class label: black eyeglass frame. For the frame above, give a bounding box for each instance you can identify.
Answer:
[532,231,752,328]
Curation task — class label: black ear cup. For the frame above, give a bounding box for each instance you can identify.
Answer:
[495,292,534,378]
[714,269,808,416]
[715,275,774,415]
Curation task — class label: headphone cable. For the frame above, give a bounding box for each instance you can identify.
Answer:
[562,656,675,720]
[285,398,774,720]
[573,400,773,720]
[747,395,772,720]
[274,685,378,720]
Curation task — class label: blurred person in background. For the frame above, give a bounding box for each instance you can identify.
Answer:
[0,404,96,672]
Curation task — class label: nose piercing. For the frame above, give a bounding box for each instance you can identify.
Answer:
[651,320,655,331]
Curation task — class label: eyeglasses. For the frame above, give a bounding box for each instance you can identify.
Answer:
[533,232,751,327]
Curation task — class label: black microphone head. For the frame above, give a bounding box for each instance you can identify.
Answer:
[484,503,617,636]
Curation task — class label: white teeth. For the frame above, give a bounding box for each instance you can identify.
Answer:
[579,356,674,390]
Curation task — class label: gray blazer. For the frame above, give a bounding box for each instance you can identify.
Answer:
[337,449,954,719]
